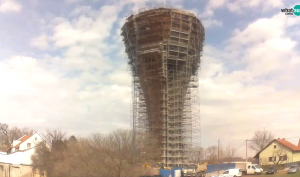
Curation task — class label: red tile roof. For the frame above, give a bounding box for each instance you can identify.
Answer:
[275,139,300,151]
[254,138,300,158]
[14,135,32,148]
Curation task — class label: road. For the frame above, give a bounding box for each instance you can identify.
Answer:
[250,170,300,177]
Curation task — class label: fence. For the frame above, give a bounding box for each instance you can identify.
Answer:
[206,163,235,173]
[284,161,300,169]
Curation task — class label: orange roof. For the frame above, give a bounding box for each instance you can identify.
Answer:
[254,138,300,158]
[276,139,300,151]
[14,135,32,148]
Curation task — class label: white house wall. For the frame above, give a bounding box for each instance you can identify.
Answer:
[19,133,43,151]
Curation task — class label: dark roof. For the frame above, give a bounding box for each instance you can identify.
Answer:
[254,138,300,158]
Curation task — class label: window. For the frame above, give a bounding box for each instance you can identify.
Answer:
[35,137,37,141]
[27,143,31,148]
[269,157,273,162]
[274,145,277,149]
[280,155,287,161]
[248,165,251,169]
[223,171,229,174]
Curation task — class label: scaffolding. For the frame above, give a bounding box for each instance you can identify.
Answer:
[121,7,205,167]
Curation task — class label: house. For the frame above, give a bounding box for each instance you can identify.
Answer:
[0,133,48,176]
[7,133,44,154]
[0,132,47,165]
[254,138,300,165]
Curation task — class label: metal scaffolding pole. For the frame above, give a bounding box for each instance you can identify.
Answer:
[121,7,205,167]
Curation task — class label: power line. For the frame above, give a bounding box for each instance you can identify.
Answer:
[234,141,246,151]
[285,136,300,139]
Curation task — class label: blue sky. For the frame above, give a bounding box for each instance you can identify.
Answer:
[0,0,300,158]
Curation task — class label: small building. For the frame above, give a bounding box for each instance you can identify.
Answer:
[0,133,47,177]
[254,138,300,165]
[7,133,45,154]
[0,133,48,165]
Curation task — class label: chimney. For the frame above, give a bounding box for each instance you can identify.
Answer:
[278,138,280,140]
[282,138,285,140]
[298,139,300,147]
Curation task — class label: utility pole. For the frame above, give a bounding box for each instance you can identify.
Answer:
[218,139,220,176]
[246,140,248,163]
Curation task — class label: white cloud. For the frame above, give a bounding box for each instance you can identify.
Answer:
[1,2,138,135]
[52,6,118,49]
[286,16,300,27]
[70,6,99,18]
[226,0,283,13]
[30,33,49,50]
[200,0,284,17]
[0,0,21,13]
[200,12,300,157]
[229,14,286,46]
[65,0,82,4]
[0,55,131,135]
[202,18,223,28]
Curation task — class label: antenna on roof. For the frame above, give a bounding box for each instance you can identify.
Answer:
[164,0,166,7]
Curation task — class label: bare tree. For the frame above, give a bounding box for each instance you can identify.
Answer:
[32,128,68,177]
[32,129,160,177]
[0,123,9,148]
[218,143,225,161]
[8,127,22,143]
[273,144,288,164]
[31,141,52,175]
[249,129,274,152]
[43,128,67,146]
[206,146,218,164]
[0,123,9,135]
[190,146,204,163]
[21,127,35,135]
[226,143,236,163]
[0,124,36,151]
[69,135,77,142]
